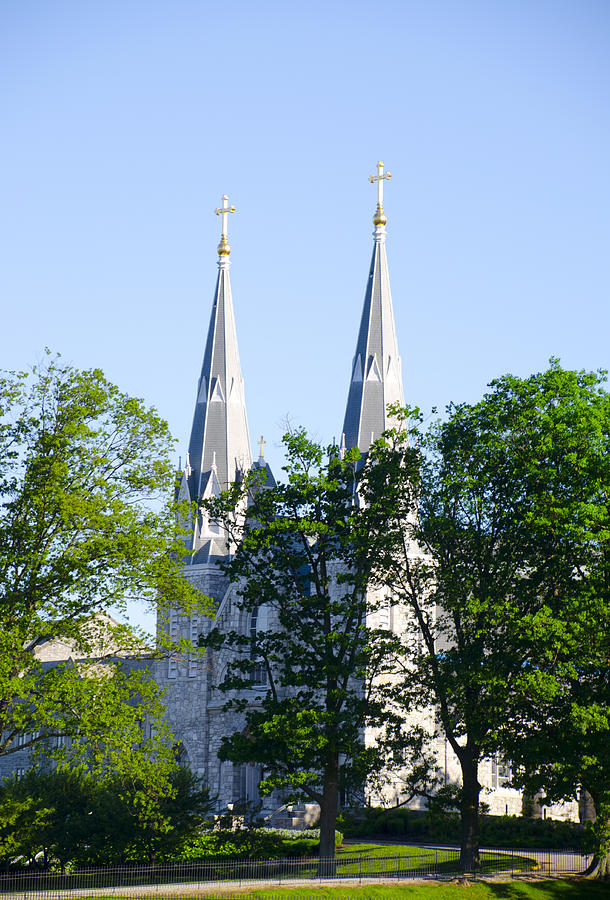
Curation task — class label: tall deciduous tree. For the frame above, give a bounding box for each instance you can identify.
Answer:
[202,429,401,867]
[0,356,208,787]
[501,387,610,879]
[362,362,610,873]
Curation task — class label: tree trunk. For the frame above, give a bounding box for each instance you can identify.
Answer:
[459,751,481,873]
[585,851,610,880]
[584,801,610,880]
[317,756,339,876]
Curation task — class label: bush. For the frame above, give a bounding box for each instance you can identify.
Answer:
[0,768,214,870]
[162,827,343,862]
[479,815,584,849]
[339,807,584,850]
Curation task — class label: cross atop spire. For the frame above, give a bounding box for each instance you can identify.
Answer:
[215,194,236,257]
[369,161,391,227]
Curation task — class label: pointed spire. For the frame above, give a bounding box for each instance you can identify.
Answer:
[341,162,405,455]
[185,194,252,558]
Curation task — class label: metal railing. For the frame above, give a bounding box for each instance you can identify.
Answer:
[0,847,591,898]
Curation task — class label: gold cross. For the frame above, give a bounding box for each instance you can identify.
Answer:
[215,194,236,255]
[369,161,392,215]
[258,435,266,458]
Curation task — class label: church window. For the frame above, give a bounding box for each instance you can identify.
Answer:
[491,756,512,789]
[235,762,261,803]
[168,609,179,678]
[250,606,268,685]
[174,742,190,767]
[188,615,200,677]
[378,596,391,631]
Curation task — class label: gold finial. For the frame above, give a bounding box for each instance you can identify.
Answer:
[369,161,391,226]
[258,435,266,458]
[215,194,236,255]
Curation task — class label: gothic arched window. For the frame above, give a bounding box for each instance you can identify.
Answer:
[249,606,268,685]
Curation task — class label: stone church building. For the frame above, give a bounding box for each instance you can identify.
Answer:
[153,166,579,823]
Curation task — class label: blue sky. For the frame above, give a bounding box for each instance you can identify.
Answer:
[2,1,609,475]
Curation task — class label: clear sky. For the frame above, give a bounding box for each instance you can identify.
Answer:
[2,1,609,495]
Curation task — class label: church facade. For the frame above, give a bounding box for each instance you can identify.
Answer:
[155,165,580,822]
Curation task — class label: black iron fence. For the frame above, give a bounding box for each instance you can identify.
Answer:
[0,847,591,898]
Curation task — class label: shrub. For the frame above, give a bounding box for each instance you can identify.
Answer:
[161,827,343,862]
[339,807,584,850]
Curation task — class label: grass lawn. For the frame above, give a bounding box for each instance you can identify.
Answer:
[242,883,610,898]
[333,842,535,876]
[339,841,435,856]
[99,880,610,899]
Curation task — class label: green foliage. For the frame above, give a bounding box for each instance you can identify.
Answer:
[340,807,584,850]
[0,767,213,869]
[360,361,610,871]
[201,428,406,860]
[166,827,342,861]
[0,356,211,798]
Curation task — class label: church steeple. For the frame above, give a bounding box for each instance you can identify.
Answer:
[341,162,405,455]
[183,195,252,558]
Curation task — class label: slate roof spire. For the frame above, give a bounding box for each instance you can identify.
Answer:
[341,162,405,455]
[183,194,252,559]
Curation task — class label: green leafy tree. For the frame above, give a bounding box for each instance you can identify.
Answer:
[0,770,118,870]
[502,491,610,880]
[122,765,214,863]
[361,362,610,873]
[0,355,209,790]
[507,666,610,879]
[497,373,610,880]
[0,767,213,869]
[202,429,401,868]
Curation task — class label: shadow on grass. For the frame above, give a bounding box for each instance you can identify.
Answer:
[480,880,610,899]
[247,881,610,899]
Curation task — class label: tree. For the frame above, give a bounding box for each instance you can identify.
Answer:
[361,362,610,873]
[0,356,209,786]
[501,408,610,879]
[507,661,610,879]
[121,765,214,864]
[0,767,213,869]
[202,429,400,867]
